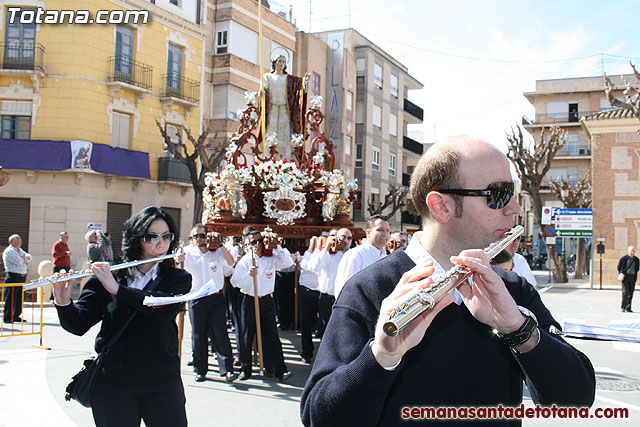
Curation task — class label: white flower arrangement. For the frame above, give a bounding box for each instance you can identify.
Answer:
[291,134,304,148]
[266,132,279,148]
[310,95,323,109]
[244,90,258,105]
[254,157,314,190]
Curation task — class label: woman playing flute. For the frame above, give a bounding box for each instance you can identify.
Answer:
[52,206,191,427]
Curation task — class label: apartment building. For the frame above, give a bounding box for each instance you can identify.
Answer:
[296,29,423,231]
[0,0,206,277]
[522,75,635,256]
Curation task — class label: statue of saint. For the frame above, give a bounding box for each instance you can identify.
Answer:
[262,55,309,159]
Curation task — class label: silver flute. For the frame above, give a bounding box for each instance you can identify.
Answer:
[383,225,524,337]
[24,253,177,290]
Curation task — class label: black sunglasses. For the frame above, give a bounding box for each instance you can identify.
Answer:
[439,181,515,210]
[143,232,174,244]
[191,233,207,239]
[249,237,263,245]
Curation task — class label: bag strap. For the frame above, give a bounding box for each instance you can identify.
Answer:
[100,270,166,355]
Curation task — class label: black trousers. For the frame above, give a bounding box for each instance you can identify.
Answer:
[3,272,25,321]
[188,292,234,376]
[318,293,335,338]
[226,279,242,335]
[91,378,186,427]
[299,286,320,359]
[621,274,636,311]
[239,294,287,376]
[275,271,295,330]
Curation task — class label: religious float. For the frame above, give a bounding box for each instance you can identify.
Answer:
[201,88,363,250]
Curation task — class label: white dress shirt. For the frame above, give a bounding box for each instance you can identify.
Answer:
[230,247,293,297]
[129,263,159,290]
[298,251,320,291]
[512,252,537,287]
[334,241,387,298]
[308,249,344,296]
[183,244,232,292]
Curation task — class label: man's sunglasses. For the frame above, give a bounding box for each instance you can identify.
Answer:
[438,181,515,210]
[249,238,263,245]
[143,232,174,244]
[191,233,207,239]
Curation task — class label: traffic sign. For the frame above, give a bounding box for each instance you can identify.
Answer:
[556,222,592,230]
[543,225,556,237]
[555,208,592,215]
[556,229,593,237]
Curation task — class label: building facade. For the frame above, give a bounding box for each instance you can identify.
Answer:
[522,75,635,260]
[0,0,206,277]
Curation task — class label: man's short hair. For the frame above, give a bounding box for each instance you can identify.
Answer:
[8,234,20,244]
[410,145,463,220]
[366,216,386,231]
[191,223,205,233]
[60,231,68,237]
[242,226,256,237]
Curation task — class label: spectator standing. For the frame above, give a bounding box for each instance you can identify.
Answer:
[52,231,71,273]
[3,234,31,323]
[86,230,111,263]
[618,246,639,313]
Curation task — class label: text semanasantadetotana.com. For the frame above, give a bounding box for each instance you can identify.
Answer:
[401,404,629,420]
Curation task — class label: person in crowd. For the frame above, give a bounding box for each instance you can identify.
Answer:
[3,234,31,323]
[231,229,293,381]
[301,137,595,426]
[334,217,389,298]
[52,231,72,273]
[491,249,514,271]
[506,234,537,287]
[617,246,639,313]
[86,230,111,263]
[53,206,191,426]
[307,228,353,339]
[297,238,321,364]
[176,224,237,383]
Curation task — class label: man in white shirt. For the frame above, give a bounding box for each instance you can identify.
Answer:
[334,217,389,298]
[176,224,237,383]
[308,228,353,338]
[231,230,294,381]
[2,234,31,323]
[507,235,537,287]
[297,240,321,363]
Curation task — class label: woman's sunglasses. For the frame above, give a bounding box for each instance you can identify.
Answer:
[143,232,175,244]
[438,181,515,210]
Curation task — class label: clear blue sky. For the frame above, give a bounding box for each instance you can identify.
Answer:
[282,0,640,149]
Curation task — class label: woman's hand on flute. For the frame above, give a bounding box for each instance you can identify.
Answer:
[453,249,525,334]
[90,262,120,295]
[371,262,454,369]
[52,269,73,305]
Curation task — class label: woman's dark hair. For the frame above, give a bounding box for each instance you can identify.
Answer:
[491,249,513,267]
[271,55,288,74]
[117,206,178,278]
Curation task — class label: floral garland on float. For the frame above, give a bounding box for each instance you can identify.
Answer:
[202,92,358,228]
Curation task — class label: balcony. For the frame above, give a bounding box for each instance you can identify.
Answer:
[161,74,199,104]
[555,145,591,157]
[108,56,153,90]
[402,172,411,187]
[0,42,45,73]
[522,111,601,126]
[403,98,423,122]
[157,156,190,184]
[401,211,421,226]
[403,135,424,155]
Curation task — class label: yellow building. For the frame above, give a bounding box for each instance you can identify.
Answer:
[0,0,207,277]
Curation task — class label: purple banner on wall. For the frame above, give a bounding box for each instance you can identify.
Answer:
[0,139,150,179]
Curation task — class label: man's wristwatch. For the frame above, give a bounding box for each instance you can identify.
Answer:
[496,306,538,348]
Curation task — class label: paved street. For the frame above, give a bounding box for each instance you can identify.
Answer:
[0,270,639,426]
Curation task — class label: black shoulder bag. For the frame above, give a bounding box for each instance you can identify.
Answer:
[65,272,165,407]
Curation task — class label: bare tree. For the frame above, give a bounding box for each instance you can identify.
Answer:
[548,171,592,279]
[367,184,409,221]
[604,61,640,120]
[155,120,229,224]
[506,125,569,283]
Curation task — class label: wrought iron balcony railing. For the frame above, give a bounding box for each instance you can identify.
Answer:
[161,74,199,103]
[108,55,153,90]
[157,156,191,184]
[1,42,44,72]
